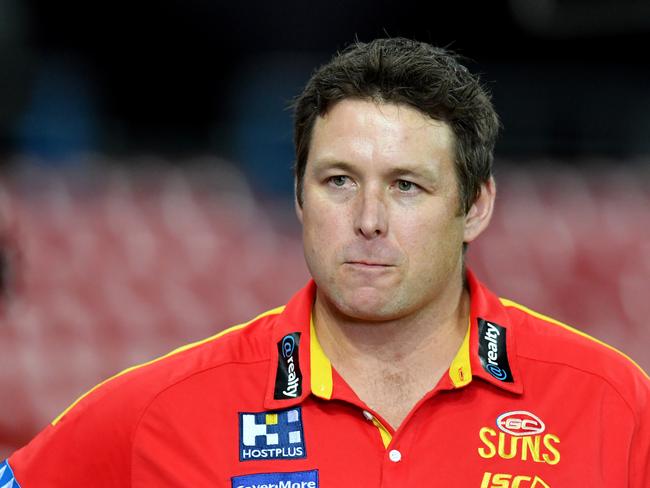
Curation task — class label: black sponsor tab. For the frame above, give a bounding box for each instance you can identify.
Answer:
[478,318,514,383]
[274,332,303,399]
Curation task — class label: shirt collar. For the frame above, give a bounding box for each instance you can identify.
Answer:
[264,280,320,410]
[463,268,523,395]
[263,269,522,409]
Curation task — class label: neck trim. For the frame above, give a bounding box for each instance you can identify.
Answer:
[448,319,472,387]
[310,315,333,399]
[264,271,524,409]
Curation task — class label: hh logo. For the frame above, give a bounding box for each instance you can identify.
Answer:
[239,407,306,461]
[481,472,550,488]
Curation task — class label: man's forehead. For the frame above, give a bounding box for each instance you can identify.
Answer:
[308,100,455,174]
[314,99,451,134]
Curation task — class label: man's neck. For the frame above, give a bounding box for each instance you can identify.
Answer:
[312,278,470,429]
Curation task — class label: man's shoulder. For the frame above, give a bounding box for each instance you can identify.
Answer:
[7,306,286,480]
[502,298,650,408]
[54,305,284,425]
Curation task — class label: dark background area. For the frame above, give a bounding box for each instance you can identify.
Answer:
[1,0,649,196]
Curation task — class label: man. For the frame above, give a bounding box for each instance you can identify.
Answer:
[2,38,648,487]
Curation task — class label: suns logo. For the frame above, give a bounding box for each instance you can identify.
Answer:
[478,411,561,465]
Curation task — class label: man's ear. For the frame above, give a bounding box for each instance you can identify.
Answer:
[463,176,496,243]
[294,183,304,224]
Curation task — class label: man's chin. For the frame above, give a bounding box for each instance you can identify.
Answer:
[333,289,403,322]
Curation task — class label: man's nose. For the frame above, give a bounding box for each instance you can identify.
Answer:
[354,185,388,238]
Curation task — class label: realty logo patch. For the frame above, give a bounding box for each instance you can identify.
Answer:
[274,332,302,399]
[231,470,318,488]
[478,318,514,382]
[239,407,306,461]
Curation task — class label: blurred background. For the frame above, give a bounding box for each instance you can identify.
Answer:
[1,0,649,457]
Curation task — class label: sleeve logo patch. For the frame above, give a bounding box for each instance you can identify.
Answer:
[239,407,306,461]
[0,460,22,488]
[478,318,514,382]
[232,470,318,488]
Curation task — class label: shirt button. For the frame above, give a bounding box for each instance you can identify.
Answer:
[362,410,374,421]
[388,449,402,462]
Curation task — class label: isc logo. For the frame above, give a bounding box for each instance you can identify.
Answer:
[497,411,545,436]
[481,472,550,488]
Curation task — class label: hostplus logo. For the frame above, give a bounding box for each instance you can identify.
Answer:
[239,407,306,461]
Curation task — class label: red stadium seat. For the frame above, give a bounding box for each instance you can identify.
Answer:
[0,162,648,457]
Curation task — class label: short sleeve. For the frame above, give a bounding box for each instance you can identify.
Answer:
[5,372,148,487]
[629,375,650,488]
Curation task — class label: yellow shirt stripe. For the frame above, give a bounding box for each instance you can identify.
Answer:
[499,298,649,381]
[52,306,285,426]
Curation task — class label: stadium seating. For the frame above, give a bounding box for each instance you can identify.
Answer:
[0,160,648,457]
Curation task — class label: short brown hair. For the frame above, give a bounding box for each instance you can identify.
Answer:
[292,37,499,214]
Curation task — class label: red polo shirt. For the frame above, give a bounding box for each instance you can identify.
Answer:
[3,270,649,487]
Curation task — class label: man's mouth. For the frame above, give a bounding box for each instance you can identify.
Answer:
[345,261,394,268]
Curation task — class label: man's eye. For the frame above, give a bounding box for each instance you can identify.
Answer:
[329,176,348,187]
[396,180,416,192]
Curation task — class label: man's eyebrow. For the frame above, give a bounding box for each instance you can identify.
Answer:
[386,166,438,181]
[310,159,358,173]
[310,159,439,183]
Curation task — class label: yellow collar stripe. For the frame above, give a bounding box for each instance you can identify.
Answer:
[372,416,393,448]
[309,316,334,399]
[448,319,472,387]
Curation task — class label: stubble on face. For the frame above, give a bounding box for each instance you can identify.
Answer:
[299,99,467,325]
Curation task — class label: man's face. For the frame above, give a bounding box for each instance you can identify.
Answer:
[297,99,483,321]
